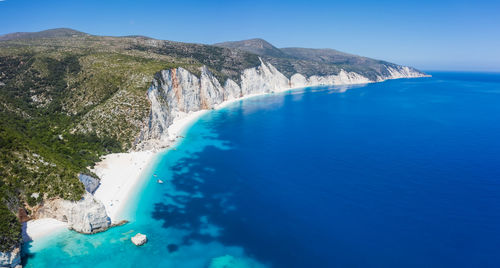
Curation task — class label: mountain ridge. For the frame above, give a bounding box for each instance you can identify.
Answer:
[214,37,418,80]
[214,38,290,58]
[0,28,421,81]
[0,28,88,41]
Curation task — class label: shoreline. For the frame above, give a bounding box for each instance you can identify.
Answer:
[22,106,211,242]
[23,75,427,242]
[22,218,68,242]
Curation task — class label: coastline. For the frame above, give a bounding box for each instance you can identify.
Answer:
[23,75,426,243]
[22,107,211,242]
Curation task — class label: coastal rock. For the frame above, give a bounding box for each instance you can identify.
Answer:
[0,247,21,268]
[131,233,147,246]
[240,58,289,95]
[307,69,371,86]
[35,192,111,234]
[136,58,426,150]
[223,79,241,101]
[78,174,100,194]
[290,73,308,88]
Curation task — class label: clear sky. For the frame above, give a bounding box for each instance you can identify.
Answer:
[1,0,499,71]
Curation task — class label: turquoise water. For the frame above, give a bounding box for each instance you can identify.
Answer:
[24,72,500,267]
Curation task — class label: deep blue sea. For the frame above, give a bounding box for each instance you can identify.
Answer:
[24,72,500,267]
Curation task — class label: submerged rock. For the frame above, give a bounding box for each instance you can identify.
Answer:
[0,246,21,268]
[131,233,147,246]
[209,254,266,268]
[166,244,178,253]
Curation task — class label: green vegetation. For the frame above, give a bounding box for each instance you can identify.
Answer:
[215,38,418,80]
[0,202,21,252]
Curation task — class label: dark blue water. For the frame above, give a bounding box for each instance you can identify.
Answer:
[26,72,500,267]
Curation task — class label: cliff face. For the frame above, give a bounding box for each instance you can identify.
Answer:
[34,192,111,234]
[137,59,426,149]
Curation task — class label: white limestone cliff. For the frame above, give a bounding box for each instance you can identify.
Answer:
[137,59,426,150]
[34,192,111,234]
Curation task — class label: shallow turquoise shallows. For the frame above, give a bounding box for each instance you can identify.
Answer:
[24,72,500,267]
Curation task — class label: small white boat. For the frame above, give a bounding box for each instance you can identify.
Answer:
[157,179,164,184]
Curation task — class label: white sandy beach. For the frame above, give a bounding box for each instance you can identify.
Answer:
[92,151,156,222]
[23,218,68,242]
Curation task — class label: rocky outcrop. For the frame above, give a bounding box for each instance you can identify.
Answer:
[35,192,111,234]
[131,233,147,246]
[78,174,100,194]
[137,58,427,150]
[0,247,21,268]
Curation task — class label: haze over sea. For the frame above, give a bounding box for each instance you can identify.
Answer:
[24,72,500,267]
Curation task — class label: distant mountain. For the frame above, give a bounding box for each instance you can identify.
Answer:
[215,38,368,62]
[281,47,372,65]
[0,28,88,41]
[215,38,411,80]
[215,38,289,58]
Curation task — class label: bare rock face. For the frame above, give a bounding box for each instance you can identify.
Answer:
[36,192,111,234]
[0,247,21,268]
[131,233,147,246]
[66,193,111,233]
[136,59,427,150]
[78,174,100,194]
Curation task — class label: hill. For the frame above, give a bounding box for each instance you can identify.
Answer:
[215,38,289,58]
[215,39,412,80]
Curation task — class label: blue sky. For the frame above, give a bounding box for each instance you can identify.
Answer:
[1,0,499,71]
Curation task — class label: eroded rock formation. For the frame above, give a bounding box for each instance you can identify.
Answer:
[35,192,111,234]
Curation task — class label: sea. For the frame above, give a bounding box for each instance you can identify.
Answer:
[24,72,500,267]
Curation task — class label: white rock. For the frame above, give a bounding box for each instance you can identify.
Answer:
[223,79,241,101]
[131,233,147,246]
[35,192,111,234]
[0,247,21,268]
[290,73,308,88]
